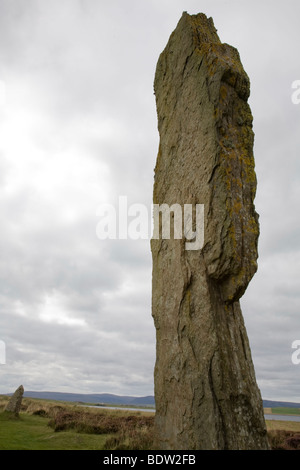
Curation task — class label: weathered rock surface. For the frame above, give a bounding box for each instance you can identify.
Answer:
[151,12,269,450]
[5,385,24,415]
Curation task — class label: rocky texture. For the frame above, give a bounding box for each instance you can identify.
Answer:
[5,385,24,415]
[151,12,269,450]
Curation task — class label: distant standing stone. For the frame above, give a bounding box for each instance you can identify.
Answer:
[5,385,24,415]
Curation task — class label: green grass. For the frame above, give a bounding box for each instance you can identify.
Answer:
[271,407,300,415]
[0,395,154,450]
[2,395,300,450]
[0,412,109,450]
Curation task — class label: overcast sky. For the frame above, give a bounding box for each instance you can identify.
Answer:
[0,0,300,402]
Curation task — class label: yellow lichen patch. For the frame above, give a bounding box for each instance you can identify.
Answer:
[241,166,256,186]
[214,107,219,120]
[232,200,242,214]
[236,144,256,186]
[245,217,259,236]
[227,147,238,159]
[224,72,237,88]
[225,265,246,302]
[228,224,237,250]
[219,85,228,102]
[199,43,224,77]
[235,176,243,189]
[224,304,230,313]
[224,166,232,192]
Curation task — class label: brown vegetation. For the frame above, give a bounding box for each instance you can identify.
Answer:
[1,394,300,450]
[267,430,300,450]
[47,408,154,449]
[0,395,155,450]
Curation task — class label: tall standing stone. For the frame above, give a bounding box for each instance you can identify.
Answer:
[5,385,24,415]
[151,12,269,450]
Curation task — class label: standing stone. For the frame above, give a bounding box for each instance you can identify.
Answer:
[151,12,269,450]
[5,385,24,415]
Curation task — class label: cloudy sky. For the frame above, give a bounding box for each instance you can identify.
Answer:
[0,0,300,402]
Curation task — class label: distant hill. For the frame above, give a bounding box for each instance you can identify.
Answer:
[21,391,155,406]
[263,399,300,408]
[4,391,299,409]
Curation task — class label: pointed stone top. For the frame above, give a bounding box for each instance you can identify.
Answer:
[180,11,221,45]
[5,385,24,415]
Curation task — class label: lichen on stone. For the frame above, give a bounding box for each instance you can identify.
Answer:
[152,12,269,450]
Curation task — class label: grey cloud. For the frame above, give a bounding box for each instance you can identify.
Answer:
[1,0,300,402]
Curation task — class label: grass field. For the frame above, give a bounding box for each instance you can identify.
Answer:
[0,395,154,450]
[266,419,300,432]
[1,395,300,450]
[0,411,108,450]
[271,407,300,415]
